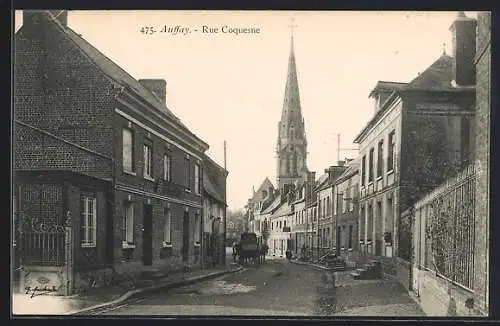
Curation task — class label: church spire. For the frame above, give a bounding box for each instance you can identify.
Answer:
[281,18,302,122]
[276,18,309,192]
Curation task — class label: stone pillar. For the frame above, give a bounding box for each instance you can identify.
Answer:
[64,212,74,296]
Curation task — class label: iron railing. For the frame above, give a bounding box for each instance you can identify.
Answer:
[20,223,66,266]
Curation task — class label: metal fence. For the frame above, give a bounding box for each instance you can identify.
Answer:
[414,165,475,290]
[20,223,66,266]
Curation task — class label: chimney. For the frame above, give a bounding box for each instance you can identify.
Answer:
[450,12,477,86]
[138,79,167,104]
[337,160,346,167]
[23,10,68,27]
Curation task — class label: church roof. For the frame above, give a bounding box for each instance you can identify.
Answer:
[249,177,275,203]
[280,35,303,123]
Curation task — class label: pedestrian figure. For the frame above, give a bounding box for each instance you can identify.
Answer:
[232,241,238,263]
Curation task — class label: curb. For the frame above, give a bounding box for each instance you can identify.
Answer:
[67,266,245,315]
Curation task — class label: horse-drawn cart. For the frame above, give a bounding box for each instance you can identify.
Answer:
[234,232,267,265]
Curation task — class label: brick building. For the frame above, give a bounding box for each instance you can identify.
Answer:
[410,11,490,317]
[317,163,348,251]
[354,12,476,285]
[201,154,228,268]
[13,10,221,293]
[333,158,360,265]
[472,11,490,316]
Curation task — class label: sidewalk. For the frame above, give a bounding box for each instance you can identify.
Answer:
[290,259,426,317]
[12,262,244,316]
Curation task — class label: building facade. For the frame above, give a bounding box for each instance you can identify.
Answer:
[333,159,360,264]
[201,155,228,268]
[317,164,348,253]
[354,12,476,288]
[472,11,490,316]
[14,10,221,294]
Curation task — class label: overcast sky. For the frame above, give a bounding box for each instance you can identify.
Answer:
[15,10,478,211]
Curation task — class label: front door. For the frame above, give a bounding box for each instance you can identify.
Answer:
[336,226,341,256]
[142,204,153,266]
[182,211,190,262]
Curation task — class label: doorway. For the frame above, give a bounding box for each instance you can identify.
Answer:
[142,204,153,266]
[336,226,341,256]
[182,211,190,262]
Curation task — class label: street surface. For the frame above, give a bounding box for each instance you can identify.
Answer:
[97,257,326,316]
[95,249,424,317]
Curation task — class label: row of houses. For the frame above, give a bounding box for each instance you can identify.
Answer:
[12,10,228,295]
[246,12,489,316]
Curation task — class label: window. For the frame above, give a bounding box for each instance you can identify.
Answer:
[184,157,191,189]
[163,207,171,246]
[388,130,395,172]
[143,144,153,178]
[284,220,287,227]
[368,148,374,182]
[194,214,200,244]
[163,155,171,181]
[377,140,384,177]
[194,164,200,194]
[124,202,134,244]
[122,128,134,173]
[361,155,366,186]
[327,196,331,216]
[81,194,97,247]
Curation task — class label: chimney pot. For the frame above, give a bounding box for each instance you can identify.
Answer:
[450,13,477,86]
[138,79,167,105]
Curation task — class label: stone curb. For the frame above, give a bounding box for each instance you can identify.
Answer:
[67,266,245,315]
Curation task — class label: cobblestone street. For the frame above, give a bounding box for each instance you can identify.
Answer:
[95,258,424,316]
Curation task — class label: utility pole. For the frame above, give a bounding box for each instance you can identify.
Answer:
[335,133,359,163]
[222,141,227,265]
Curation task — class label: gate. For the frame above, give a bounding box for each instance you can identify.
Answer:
[18,214,74,295]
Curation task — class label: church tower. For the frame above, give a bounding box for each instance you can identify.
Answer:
[276,22,309,193]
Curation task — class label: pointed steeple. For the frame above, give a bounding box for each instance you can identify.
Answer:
[275,18,309,192]
[281,27,303,122]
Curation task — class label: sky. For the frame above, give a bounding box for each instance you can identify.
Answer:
[14,10,478,211]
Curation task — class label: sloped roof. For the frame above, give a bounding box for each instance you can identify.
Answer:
[203,154,227,204]
[369,81,407,98]
[203,171,224,203]
[335,158,360,184]
[354,53,472,144]
[315,172,330,190]
[26,11,207,147]
[402,54,455,92]
[249,177,275,203]
[261,193,283,215]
